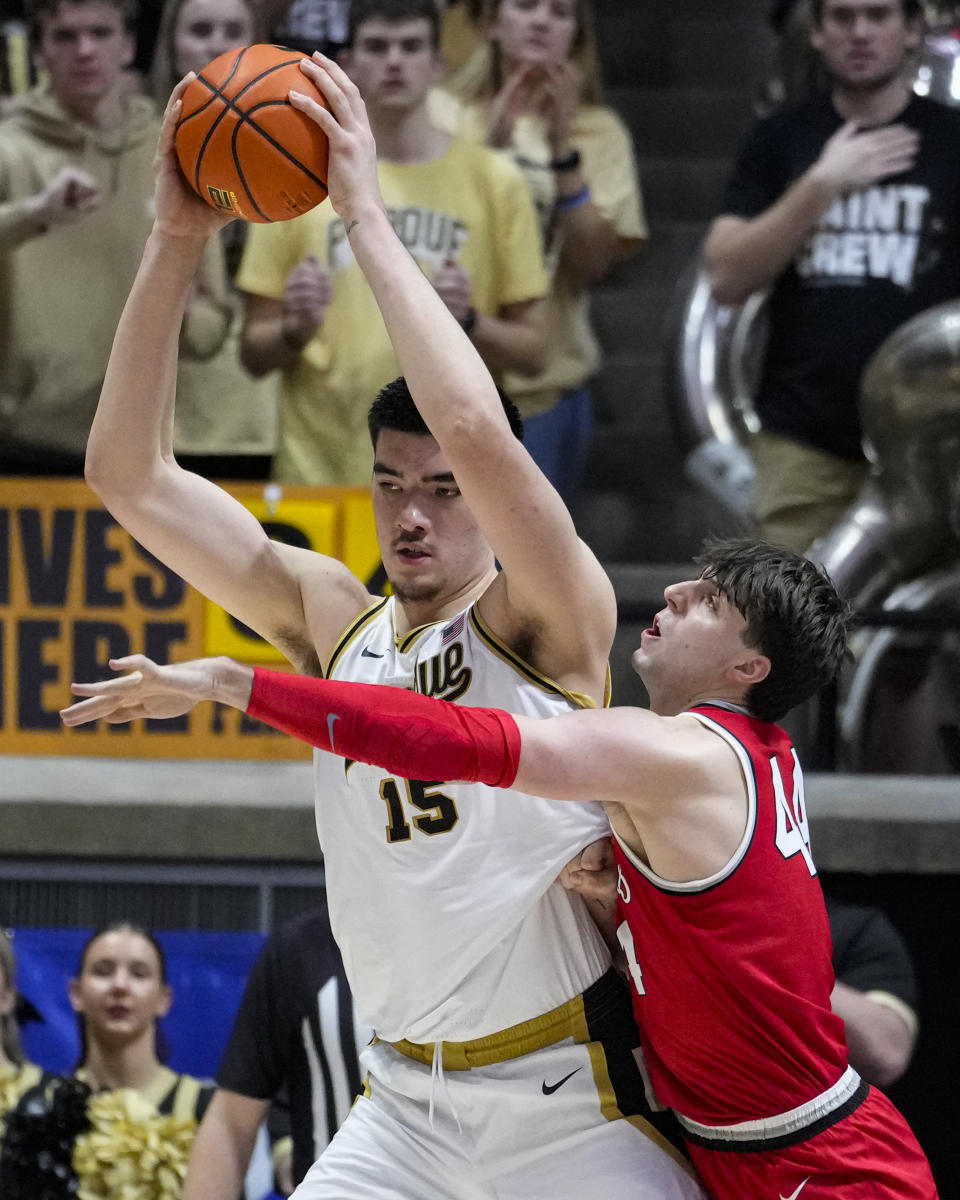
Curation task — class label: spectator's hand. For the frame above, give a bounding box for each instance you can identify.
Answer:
[154,74,237,238]
[431,258,473,323]
[486,64,544,148]
[810,120,920,196]
[558,836,617,907]
[29,166,101,226]
[290,53,383,225]
[535,61,581,157]
[282,255,332,348]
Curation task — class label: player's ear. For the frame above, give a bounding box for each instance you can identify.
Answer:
[729,652,770,688]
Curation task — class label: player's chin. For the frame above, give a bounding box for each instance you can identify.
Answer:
[389,574,443,606]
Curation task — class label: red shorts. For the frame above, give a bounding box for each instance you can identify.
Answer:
[687,1088,938,1199]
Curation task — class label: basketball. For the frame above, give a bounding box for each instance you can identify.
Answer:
[175,44,331,224]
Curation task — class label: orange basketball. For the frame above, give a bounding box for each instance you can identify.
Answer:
[175,44,330,224]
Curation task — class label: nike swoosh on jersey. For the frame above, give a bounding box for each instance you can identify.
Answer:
[361,647,385,658]
[327,712,340,751]
[780,1178,811,1200]
[541,1067,582,1095]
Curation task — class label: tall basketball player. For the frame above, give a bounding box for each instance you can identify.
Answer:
[75,43,704,1200]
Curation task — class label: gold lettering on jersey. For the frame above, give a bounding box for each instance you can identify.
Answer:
[416,642,472,702]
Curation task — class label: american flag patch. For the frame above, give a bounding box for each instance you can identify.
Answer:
[442,613,465,644]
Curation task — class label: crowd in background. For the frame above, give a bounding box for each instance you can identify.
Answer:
[0,0,644,504]
[0,0,957,1195]
[2,0,957,546]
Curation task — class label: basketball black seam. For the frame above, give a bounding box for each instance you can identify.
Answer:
[237,101,329,191]
[183,48,328,212]
[188,47,249,194]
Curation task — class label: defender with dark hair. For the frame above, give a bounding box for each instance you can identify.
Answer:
[65,535,934,1198]
[696,537,848,722]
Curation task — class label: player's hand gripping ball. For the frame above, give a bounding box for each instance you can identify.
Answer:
[174,44,330,223]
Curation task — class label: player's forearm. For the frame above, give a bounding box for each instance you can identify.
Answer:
[345,204,512,443]
[247,667,522,786]
[704,170,838,306]
[86,225,208,494]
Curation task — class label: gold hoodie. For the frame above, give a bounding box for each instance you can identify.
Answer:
[0,80,158,459]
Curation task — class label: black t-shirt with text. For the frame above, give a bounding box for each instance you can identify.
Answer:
[722,94,960,458]
[216,904,363,1188]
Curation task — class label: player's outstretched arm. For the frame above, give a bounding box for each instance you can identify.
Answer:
[290,55,616,695]
[63,658,740,881]
[61,656,664,809]
[85,78,367,660]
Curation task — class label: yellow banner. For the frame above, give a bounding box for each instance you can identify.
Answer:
[0,479,381,760]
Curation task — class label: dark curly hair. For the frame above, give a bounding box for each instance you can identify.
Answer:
[696,538,849,723]
[367,375,524,447]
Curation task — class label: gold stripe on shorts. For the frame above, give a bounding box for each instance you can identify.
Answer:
[389,991,590,1071]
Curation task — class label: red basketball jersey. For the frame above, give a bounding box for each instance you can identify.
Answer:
[612,702,848,1125]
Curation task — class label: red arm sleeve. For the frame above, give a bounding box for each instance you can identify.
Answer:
[247,669,522,787]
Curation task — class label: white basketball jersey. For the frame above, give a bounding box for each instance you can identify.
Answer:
[314,597,611,1044]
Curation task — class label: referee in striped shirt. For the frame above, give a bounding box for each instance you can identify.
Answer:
[183,901,367,1198]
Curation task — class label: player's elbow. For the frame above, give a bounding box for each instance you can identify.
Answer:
[84,431,115,499]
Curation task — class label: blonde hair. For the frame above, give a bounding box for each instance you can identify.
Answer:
[149,0,265,108]
[0,930,26,1067]
[449,0,604,108]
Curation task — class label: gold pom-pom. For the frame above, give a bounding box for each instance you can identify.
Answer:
[73,1089,197,1200]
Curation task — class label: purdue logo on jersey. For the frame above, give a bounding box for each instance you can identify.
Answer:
[416,642,472,702]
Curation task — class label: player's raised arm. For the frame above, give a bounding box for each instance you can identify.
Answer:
[84,78,368,664]
[290,55,616,694]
